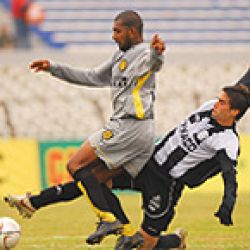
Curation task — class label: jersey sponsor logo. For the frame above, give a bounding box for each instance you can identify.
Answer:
[119,59,127,71]
[180,121,197,151]
[102,130,113,140]
[112,77,127,88]
[180,120,211,152]
[196,130,209,141]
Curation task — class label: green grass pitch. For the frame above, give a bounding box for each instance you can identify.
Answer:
[1,191,249,249]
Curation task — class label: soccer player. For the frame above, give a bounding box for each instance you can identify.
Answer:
[118,84,249,249]
[27,10,165,244]
[5,80,250,249]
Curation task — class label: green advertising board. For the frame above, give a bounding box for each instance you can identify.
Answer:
[39,140,82,188]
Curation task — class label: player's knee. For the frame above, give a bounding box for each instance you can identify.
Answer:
[66,158,81,175]
[66,161,77,175]
[144,195,174,220]
[66,161,73,175]
[142,209,175,237]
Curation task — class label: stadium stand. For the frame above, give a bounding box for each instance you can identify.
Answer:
[0,1,249,139]
[1,0,250,48]
[0,48,249,139]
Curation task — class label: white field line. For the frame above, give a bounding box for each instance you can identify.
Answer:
[23,235,86,239]
[22,235,114,248]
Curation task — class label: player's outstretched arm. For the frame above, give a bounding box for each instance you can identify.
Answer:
[145,33,165,72]
[30,60,50,72]
[30,58,112,87]
[214,150,237,226]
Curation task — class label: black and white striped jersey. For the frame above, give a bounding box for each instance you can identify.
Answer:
[153,99,239,187]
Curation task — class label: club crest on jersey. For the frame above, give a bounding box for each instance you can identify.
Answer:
[102,130,113,140]
[119,59,127,71]
[148,195,161,212]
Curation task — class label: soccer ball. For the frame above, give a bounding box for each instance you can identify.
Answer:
[0,217,21,249]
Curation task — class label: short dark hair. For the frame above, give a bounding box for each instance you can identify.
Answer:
[223,84,249,120]
[114,10,143,36]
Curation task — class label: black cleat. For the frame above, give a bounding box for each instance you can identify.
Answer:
[86,219,123,245]
[115,231,144,250]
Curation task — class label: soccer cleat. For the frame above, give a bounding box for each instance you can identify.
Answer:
[170,228,188,250]
[115,231,144,250]
[4,193,36,219]
[86,219,123,245]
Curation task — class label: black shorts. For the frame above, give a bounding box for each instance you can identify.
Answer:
[114,160,184,236]
[139,160,184,236]
[113,159,184,237]
[112,169,138,190]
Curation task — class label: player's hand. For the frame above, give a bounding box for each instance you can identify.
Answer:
[150,34,165,55]
[30,60,50,72]
[214,205,233,226]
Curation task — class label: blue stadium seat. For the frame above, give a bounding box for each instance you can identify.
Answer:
[1,0,250,48]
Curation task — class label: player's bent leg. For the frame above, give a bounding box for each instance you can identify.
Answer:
[69,140,133,245]
[114,227,188,250]
[138,228,187,250]
[4,193,36,218]
[30,182,82,208]
[66,140,97,175]
[85,167,129,245]
[75,166,122,244]
[139,229,159,250]
[71,155,123,244]
[4,182,82,218]
[68,140,116,215]
[139,193,179,249]
[153,228,188,250]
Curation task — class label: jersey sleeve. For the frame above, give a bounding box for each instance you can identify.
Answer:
[126,46,164,82]
[217,150,238,212]
[148,48,164,72]
[48,58,113,87]
[209,131,239,161]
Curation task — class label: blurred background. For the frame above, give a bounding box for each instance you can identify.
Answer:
[0,0,249,194]
[0,1,250,249]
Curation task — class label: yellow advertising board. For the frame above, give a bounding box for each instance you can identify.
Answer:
[1,135,249,196]
[0,139,40,194]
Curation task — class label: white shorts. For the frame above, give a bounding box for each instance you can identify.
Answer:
[88,118,155,177]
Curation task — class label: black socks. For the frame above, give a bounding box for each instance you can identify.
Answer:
[153,234,181,249]
[30,182,81,209]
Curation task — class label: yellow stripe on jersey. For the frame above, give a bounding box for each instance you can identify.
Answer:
[77,181,116,222]
[132,70,152,119]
